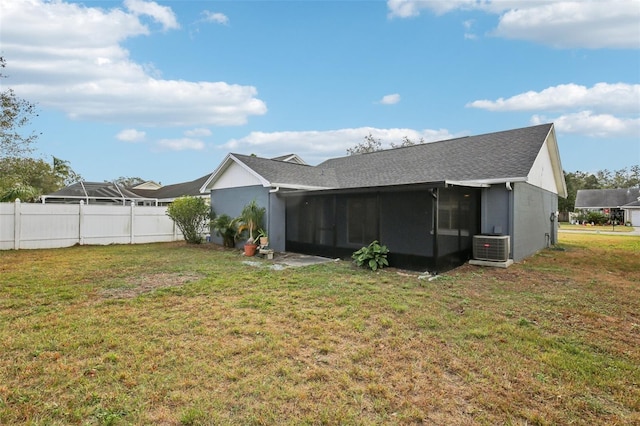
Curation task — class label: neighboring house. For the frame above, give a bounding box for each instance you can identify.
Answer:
[202,123,567,272]
[132,181,163,190]
[42,175,211,206]
[131,174,211,206]
[575,188,640,226]
[41,181,157,205]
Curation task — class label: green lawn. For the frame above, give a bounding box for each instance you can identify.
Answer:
[1,234,639,425]
[559,222,635,232]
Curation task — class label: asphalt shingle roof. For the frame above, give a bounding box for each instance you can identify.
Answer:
[232,123,554,190]
[231,154,339,188]
[132,174,210,200]
[575,188,640,208]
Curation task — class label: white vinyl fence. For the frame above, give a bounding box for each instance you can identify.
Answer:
[0,200,183,250]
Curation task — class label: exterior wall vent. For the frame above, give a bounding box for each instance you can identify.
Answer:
[473,235,510,262]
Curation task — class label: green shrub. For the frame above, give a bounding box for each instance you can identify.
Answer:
[576,211,609,225]
[211,213,240,248]
[352,240,389,271]
[166,196,211,244]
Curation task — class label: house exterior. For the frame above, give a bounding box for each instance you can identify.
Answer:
[201,123,567,272]
[575,188,640,225]
[131,174,211,206]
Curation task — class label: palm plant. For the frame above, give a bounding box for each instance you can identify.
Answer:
[211,214,240,248]
[238,199,265,244]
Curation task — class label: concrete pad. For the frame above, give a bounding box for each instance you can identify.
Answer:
[274,252,338,268]
[243,252,337,269]
[469,259,514,268]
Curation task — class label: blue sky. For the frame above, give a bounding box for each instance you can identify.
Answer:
[1,0,639,185]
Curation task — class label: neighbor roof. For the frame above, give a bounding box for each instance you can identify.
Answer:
[42,182,155,204]
[202,123,564,195]
[132,174,210,201]
[575,188,640,209]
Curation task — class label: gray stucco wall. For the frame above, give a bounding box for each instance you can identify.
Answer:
[210,185,279,250]
[480,183,558,261]
[267,191,286,252]
[481,185,511,238]
[512,182,558,261]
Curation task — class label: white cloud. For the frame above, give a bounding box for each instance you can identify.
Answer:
[124,0,179,31]
[0,0,266,127]
[222,127,456,164]
[467,83,640,113]
[184,128,212,137]
[531,111,640,138]
[469,82,640,138]
[387,0,640,49]
[202,11,229,25]
[494,1,640,49]
[463,19,477,40]
[387,0,477,18]
[157,138,205,151]
[117,128,146,142]
[379,93,401,105]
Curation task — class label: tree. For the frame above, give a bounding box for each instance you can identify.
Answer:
[1,56,39,158]
[166,196,211,244]
[347,133,382,155]
[111,177,148,188]
[347,134,426,155]
[391,136,424,149]
[0,184,40,202]
[0,156,81,201]
[53,157,82,186]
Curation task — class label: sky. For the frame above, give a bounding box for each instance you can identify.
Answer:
[1,0,639,186]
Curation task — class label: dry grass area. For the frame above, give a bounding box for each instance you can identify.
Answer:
[0,234,638,425]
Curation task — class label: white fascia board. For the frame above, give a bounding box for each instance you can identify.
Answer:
[449,177,527,186]
[199,154,271,192]
[271,183,333,191]
[544,124,568,198]
[445,180,491,188]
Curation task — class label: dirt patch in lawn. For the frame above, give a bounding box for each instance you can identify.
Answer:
[100,272,204,299]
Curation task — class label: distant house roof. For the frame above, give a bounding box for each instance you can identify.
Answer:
[202,123,566,197]
[270,154,307,165]
[132,174,210,202]
[575,188,640,209]
[42,181,156,204]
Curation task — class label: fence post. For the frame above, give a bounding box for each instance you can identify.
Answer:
[79,200,85,245]
[130,203,135,244]
[14,199,21,250]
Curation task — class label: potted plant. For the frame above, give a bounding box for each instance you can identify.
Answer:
[255,228,268,247]
[238,200,265,256]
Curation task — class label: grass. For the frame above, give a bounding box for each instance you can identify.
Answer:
[1,234,639,425]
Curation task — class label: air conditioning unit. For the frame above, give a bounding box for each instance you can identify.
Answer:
[473,235,510,262]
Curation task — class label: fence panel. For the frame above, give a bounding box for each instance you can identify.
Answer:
[0,203,16,250]
[18,203,81,249]
[0,201,183,250]
[133,206,180,243]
